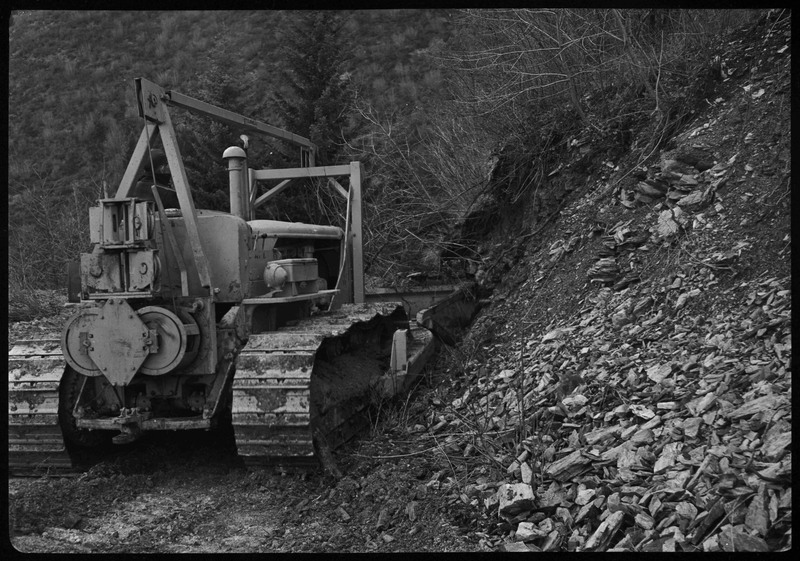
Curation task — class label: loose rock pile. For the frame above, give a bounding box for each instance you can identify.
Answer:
[428,270,790,552]
[408,12,790,552]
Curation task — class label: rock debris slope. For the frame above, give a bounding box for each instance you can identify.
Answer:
[422,13,791,553]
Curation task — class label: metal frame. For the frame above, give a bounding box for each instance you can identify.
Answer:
[116,79,219,293]
[250,162,365,304]
[112,78,364,304]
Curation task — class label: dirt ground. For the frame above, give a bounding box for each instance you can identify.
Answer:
[6,325,486,555]
[7,385,483,553]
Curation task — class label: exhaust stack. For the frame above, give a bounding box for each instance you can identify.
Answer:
[223,146,249,220]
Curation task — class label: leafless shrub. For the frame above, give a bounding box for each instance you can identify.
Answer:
[8,287,64,322]
[347,94,489,284]
[441,9,757,132]
[345,9,760,283]
[8,167,97,317]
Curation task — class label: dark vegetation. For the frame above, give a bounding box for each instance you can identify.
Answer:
[8,9,762,317]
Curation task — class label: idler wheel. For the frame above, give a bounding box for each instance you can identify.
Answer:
[138,306,197,375]
[61,309,103,376]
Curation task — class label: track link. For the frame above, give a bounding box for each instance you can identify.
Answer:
[8,337,72,475]
[231,303,432,467]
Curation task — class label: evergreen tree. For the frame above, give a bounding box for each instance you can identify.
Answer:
[176,49,266,212]
[271,11,356,166]
[255,11,358,226]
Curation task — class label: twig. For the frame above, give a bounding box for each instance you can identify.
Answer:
[431,433,459,484]
[699,494,752,544]
[684,454,712,491]
[352,447,441,460]
[653,30,665,115]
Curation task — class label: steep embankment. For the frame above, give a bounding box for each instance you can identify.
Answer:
[419,11,791,552]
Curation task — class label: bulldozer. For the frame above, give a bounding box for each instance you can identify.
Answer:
[8,78,477,474]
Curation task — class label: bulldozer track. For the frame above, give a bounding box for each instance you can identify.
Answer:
[8,337,73,475]
[231,303,432,468]
[8,304,435,475]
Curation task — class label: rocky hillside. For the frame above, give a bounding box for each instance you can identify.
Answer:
[420,11,791,552]
[8,11,790,554]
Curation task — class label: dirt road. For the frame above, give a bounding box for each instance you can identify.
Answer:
[8,401,482,554]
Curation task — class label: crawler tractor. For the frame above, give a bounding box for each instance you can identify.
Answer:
[9,78,474,474]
